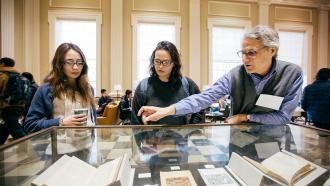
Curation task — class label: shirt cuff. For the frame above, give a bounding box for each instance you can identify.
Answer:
[174,103,186,115]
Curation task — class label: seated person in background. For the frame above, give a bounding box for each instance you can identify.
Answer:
[301,68,330,130]
[21,72,39,120]
[132,41,204,125]
[138,25,303,125]
[119,89,132,123]
[97,89,113,116]
[24,43,96,133]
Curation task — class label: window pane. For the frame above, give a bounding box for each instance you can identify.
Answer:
[212,27,244,84]
[55,20,97,94]
[278,31,306,87]
[136,23,175,84]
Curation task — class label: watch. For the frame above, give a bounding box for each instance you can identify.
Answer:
[59,117,64,126]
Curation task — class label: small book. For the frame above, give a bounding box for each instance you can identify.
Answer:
[226,151,326,186]
[32,154,134,186]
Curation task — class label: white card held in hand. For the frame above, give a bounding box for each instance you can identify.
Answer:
[256,94,284,110]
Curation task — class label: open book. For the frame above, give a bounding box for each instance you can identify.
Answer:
[244,151,314,186]
[226,151,326,186]
[32,154,134,186]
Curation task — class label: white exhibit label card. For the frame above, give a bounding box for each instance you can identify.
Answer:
[256,94,284,110]
[198,168,239,186]
[170,166,181,171]
[204,164,215,169]
[138,173,151,178]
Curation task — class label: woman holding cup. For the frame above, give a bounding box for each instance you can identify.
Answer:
[24,43,96,133]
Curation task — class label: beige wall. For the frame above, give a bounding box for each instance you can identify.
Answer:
[329,12,330,68]
[39,0,49,83]
[101,0,111,92]
[0,2,1,57]
[14,0,24,71]
[8,0,330,90]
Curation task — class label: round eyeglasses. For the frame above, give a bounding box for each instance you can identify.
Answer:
[237,46,268,58]
[64,60,85,69]
[153,59,172,67]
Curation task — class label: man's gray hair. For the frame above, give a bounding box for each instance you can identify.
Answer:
[244,25,279,49]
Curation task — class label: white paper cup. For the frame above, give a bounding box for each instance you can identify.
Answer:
[73,108,88,125]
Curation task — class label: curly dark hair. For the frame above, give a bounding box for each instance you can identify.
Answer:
[0,57,15,67]
[149,41,182,83]
[44,43,94,107]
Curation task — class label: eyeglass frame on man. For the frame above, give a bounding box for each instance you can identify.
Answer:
[153,59,172,67]
[237,46,268,58]
[64,60,85,68]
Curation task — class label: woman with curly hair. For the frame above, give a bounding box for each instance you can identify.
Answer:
[131,41,203,125]
[24,43,96,133]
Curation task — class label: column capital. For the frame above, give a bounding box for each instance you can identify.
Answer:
[319,5,330,11]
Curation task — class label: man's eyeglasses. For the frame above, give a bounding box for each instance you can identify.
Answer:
[237,46,268,58]
[64,60,85,68]
[153,59,172,67]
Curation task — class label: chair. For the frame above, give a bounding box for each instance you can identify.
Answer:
[96,101,120,125]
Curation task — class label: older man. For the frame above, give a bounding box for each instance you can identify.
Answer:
[138,25,303,125]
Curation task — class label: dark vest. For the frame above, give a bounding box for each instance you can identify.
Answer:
[230,59,301,116]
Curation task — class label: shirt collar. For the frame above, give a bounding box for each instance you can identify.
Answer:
[249,58,277,80]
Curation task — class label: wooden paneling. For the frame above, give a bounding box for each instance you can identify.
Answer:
[208,1,250,18]
[49,0,101,9]
[275,7,312,22]
[133,0,180,12]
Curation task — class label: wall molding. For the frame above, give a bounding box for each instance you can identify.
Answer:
[208,1,251,18]
[133,0,180,13]
[49,0,101,9]
[275,7,312,23]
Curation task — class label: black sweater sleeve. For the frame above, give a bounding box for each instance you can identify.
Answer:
[131,84,146,125]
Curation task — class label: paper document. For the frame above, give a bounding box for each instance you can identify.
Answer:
[255,142,280,159]
[198,168,239,186]
[256,94,284,110]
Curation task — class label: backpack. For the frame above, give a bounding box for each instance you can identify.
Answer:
[0,72,30,107]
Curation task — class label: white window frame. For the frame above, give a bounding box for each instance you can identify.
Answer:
[208,18,251,84]
[131,14,181,89]
[274,22,313,83]
[48,10,102,95]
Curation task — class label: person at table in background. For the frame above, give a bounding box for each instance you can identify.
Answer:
[301,68,330,130]
[97,89,113,116]
[119,89,132,123]
[138,25,303,125]
[24,43,96,133]
[132,41,204,125]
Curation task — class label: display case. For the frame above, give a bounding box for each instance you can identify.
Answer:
[0,124,329,185]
